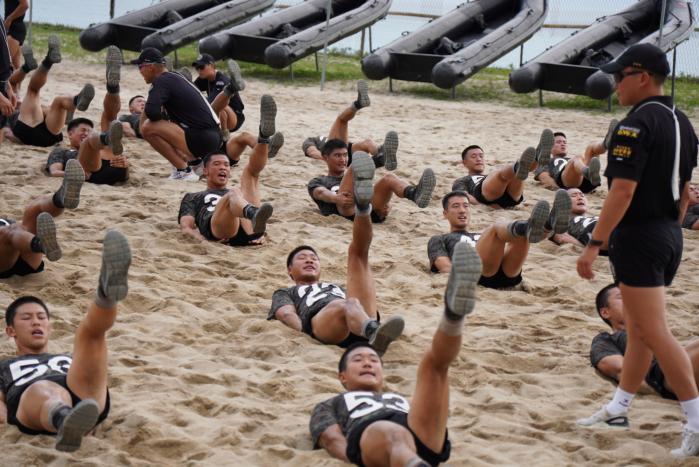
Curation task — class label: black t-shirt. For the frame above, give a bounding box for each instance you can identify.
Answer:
[0,353,72,409]
[427,231,480,272]
[589,330,627,369]
[45,146,78,173]
[568,215,598,246]
[682,204,699,229]
[4,0,25,21]
[118,113,143,138]
[451,175,485,195]
[309,391,410,449]
[308,175,344,216]
[178,188,229,227]
[145,72,219,130]
[268,282,346,322]
[194,71,244,113]
[605,96,698,225]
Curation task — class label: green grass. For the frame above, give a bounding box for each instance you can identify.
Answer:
[28,22,699,113]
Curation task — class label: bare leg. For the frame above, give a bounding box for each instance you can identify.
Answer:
[345,211,377,315]
[78,133,106,174]
[7,36,20,71]
[225,131,256,162]
[0,225,35,270]
[619,284,699,400]
[15,380,73,432]
[560,156,585,188]
[209,189,246,239]
[328,106,357,142]
[481,165,522,201]
[311,298,375,344]
[17,65,47,127]
[476,222,529,278]
[350,138,378,156]
[140,119,192,170]
[372,173,408,213]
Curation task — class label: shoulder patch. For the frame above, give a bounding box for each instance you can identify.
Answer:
[616,125,641,139]
[612,145,633,158]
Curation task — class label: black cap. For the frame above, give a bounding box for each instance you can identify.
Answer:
[130,47,166,65]
[192,53,215,67]
[67,117,94,132]
[599,43,670,76]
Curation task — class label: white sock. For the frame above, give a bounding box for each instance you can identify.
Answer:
[680,398,699,431]
[606,388,634,416]
[438,315,464,336]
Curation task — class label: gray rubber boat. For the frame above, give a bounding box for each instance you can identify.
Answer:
[509,0,695,99]
[362,0,547,89]
[79,0,274,54]
[199,0,392,69]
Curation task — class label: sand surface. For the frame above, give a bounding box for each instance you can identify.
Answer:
[0,58,698,466]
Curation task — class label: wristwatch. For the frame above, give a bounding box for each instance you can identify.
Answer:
[588,238,604,247]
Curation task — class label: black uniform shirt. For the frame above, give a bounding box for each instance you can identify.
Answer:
[605,95,698,225]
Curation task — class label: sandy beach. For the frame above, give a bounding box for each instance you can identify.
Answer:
[0,58,698,466]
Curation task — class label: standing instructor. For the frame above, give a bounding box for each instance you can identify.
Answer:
[576,43,699,457]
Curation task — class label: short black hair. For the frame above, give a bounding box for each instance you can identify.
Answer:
[441,191,469,210]
[67,117,94,132]
[338,341,381,372]
[553,132,567,139]
[202,152,230,167]
[461,145,482,161]
[595,283,618,328]
[5,296,50,327]
[286,245,318,268]
[128,95,145,107]
[321,138,347,157]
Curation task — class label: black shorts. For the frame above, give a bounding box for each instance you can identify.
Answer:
[7,20,26,44]
[231,111,245,132]
[646,361,677,401]
[7,376,111,436]
[553,169,597,193]
[12,120,63,147]
[183,127,222,159]
[478,267,522,289]
[303,307,379,347]
[341,210,387,224]
[0,256,44,278]
[609,220,682,287]
[472,179,523,208]
[226,227,263,246]
[346,411,451,467]
[199,214,265,245]
[88,159,128,185]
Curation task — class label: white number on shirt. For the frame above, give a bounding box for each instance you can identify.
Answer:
[459,234,480,247]
[204,194,222,212]
[344,391,410,419]
[9,356,72,386]
[297,283,345,307]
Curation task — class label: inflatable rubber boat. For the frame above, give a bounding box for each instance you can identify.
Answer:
[199,0,392,69]
[80,0,274,54]
[361,0,547,89]
[509,0,695,99]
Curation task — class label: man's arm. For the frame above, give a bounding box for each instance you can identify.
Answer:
[433,256,452,273]
[274,305,302,332]
[551,232,584,247]
[48,162,65,177]
[318,424,349,462]
[311,187,340,205]
[678,182,690,225]
[3,0,28,28]
[179,215,205,242]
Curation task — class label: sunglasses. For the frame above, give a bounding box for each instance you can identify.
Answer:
[613,70,647,84]
[138,63,153,70]
[194,65,206,71]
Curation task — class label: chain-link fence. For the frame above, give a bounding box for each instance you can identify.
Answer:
[16,0,699,77]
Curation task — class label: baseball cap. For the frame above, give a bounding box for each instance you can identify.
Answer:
[130,47,166,65]
[192,53,215,67]
[599,43,670,77]
[67,117,94,132]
